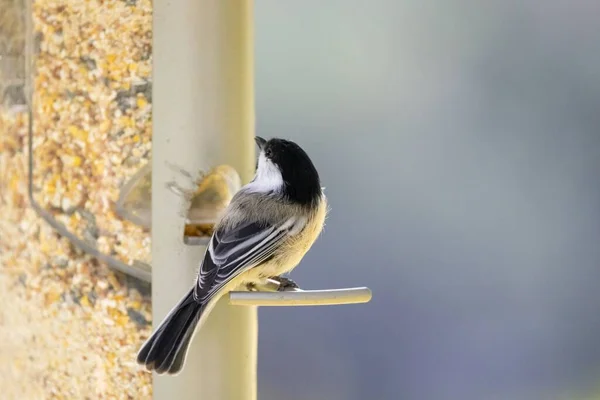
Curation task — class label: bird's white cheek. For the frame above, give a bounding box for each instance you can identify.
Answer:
[245,152,284,193]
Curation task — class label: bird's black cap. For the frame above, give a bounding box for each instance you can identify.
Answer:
[259,137,322,207]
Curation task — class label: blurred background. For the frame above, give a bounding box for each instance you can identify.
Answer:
[1,0,600,399]
[255,1,600,399]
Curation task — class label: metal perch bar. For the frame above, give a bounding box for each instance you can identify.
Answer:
[229,278,372,307]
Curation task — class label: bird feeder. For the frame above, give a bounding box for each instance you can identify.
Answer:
[18,0,372,399]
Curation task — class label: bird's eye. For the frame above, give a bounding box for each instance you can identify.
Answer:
[264,148,272,158]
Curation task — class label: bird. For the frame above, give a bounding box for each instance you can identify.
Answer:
[136,136,328,375]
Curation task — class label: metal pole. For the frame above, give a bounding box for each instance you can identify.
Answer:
[152,1,256,400]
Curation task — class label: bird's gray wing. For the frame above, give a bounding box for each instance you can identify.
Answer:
[193,217,302,303]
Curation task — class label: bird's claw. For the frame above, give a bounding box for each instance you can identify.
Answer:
[271,276,299,291]
[245,278,298,292]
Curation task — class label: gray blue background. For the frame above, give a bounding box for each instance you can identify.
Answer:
[254,1,600,399]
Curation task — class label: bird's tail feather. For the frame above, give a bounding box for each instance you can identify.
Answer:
[136,288,204,375]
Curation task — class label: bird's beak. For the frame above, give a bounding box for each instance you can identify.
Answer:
[255,136,267,150]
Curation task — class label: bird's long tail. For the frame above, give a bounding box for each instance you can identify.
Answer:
[136,288,204,375]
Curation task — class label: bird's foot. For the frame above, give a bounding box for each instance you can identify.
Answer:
[271,276,299,291]
[246,282,258,292]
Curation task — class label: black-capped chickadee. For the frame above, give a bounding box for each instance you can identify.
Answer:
[137,136,327,375]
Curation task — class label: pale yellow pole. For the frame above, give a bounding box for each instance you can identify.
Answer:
[152,1,256,399]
